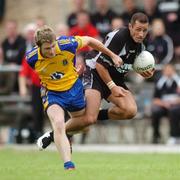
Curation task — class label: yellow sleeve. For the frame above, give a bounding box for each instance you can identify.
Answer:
[74,36,84,50]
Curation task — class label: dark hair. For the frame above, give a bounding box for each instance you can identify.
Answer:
[130,12,149,25]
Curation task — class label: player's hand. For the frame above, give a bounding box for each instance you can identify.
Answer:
[140,68,155,79]
[162,102,171,109]
[111,54,123,68]
[76,64,86,75]
[111,85,128,97]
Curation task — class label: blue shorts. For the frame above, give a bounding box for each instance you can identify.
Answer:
[41,79,86,112]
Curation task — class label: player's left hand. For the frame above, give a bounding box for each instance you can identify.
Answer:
[140,68,155,79]
[111,55,123,68]
[111,85,128,97]
[76,64,86,75]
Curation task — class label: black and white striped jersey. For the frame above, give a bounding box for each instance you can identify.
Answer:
[86,27,145,81]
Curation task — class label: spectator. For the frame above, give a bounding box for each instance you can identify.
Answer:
[147,18,174,65]
[151,64,180,144]
[2,19,26,65]
[56,23,69,36]
[91,0,117,40]
[0,0,5,23]
[120,0,140,26]
[158,0,180,62]
[67,0,86,28]
[0,45,14,95]
[70,10,99,55]
[1,19,26,93]
[111,16,124,31]
[147,18,174,81]
[142,0,161,23]
[35,16,46,28]
[23,23,37,52]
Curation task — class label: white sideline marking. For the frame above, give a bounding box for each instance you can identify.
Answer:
[1,144,180,153]
[74,144,180,153]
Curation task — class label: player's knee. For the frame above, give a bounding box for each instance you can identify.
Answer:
[115,105,137,119]
[126,106,137,119]
[52,119,64,133]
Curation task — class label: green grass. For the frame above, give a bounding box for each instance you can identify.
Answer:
[0,148,180,180]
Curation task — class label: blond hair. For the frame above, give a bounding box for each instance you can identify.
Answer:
[34,25,56,46]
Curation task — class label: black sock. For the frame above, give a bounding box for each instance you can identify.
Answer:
[50,131,54,142]
[97,109,109,121]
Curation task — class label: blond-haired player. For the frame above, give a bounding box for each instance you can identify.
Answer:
[26,25,122,170]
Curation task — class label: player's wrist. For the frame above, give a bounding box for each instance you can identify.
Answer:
[107,80,116,90]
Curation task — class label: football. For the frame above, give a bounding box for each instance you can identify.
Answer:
[132,51,155,73]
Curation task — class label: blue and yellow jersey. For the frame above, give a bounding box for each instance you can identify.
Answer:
[26,36,83,91]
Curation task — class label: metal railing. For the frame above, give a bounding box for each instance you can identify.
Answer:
[0,64,22,72]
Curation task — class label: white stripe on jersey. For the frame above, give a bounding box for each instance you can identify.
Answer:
[86,30,119,69]
[104,29,119,47]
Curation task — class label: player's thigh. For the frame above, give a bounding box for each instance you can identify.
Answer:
[85,89,101,117]
[46,104,65,127]
[70,108,85,118]
[69,89,101,118]
[107,90,137,109]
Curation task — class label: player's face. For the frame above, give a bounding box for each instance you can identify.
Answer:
[129,20,149,43]
[40,42,56,58]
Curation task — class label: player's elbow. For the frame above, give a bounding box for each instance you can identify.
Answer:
[82,36,95,46]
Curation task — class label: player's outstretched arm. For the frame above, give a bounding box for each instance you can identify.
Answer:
[81,36,123,67]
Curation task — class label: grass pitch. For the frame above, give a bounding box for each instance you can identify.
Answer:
[0,147,180,180]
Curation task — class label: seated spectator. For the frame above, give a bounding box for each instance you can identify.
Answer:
[151,64,180,144]
[67,0,86,28]
[146,18,174,81]
[91,0,117,40]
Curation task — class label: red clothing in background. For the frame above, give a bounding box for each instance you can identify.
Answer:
[70,23,99,53]
[20,57,40,87]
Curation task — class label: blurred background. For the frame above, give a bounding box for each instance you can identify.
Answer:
[0,0,180,146]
